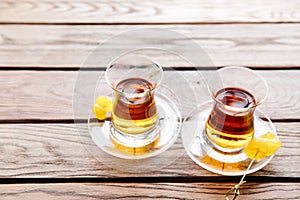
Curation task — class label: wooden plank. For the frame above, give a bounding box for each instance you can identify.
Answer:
[0,70,299,121]
[1,24,300,68]
[1,0,300,23]
[0,182,299,199]
[0,122,298,178]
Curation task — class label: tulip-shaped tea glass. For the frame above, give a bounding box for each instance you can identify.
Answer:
[182,66,277,175]
[105,55,163,151]
[205,66,268,153]
[88,53,182,160]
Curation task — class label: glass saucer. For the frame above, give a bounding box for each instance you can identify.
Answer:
[88,89,182,160]
[181,101,277,176]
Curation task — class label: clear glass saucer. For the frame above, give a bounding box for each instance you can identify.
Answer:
[181,101,277,176]
[88,89,182,160]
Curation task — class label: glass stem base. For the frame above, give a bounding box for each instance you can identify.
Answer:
[109,123,161,152]
[203,130,246,154]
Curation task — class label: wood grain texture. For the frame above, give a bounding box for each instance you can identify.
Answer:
[1,0,300,23]
[1,24,300,68]
[0,70,299,120]
[0,122,298,178]
[1,182,299,200]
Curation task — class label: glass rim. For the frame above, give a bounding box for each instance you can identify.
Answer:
[207,66,269,109]
[104,48,164,95]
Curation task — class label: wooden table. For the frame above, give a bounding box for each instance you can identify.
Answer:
[1,1,299,199]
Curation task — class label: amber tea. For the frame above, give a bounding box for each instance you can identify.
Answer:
[112,77,158,134]
[206,87,256,151]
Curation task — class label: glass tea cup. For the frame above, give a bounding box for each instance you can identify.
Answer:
[205,66,268,153]
[105,54,163,151]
